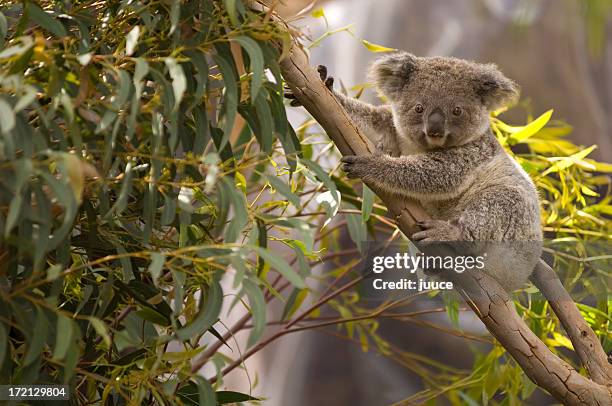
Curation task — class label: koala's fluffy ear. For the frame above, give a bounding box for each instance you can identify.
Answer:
[474,65,520,110]
[369,52,418,100]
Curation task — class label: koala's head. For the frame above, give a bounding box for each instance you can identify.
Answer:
[369,52,519,150]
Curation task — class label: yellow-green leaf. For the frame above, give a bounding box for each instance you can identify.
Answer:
[542,145,598,176]
[508,109,553,143]
[361,39,396,53]
[311,8,325,18]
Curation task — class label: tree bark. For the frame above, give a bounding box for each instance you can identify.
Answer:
[279,43,612,405]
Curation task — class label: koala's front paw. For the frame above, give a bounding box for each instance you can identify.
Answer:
[284,65,334,107]
[412,220,462,242]
[341,155,371,180]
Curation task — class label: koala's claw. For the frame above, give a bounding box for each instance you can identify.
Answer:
[286,65,334,107]
[317,65,327,80]
[317,65,334,90]
[341,155,365,179]
[412,220,461,242]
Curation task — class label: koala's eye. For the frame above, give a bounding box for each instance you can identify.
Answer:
[414,104,424,113]
[452,106,463,116]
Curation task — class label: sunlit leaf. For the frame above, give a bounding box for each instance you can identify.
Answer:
[508,109,553,144]
[361,39,396,53]
[126,26,140,56]
[89,317,111,348]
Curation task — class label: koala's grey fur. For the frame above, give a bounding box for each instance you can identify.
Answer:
[332,52,542,291]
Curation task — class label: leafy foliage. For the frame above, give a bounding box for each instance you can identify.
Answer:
[0,1,609,405]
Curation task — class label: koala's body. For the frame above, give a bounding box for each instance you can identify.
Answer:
[327,53,542,291]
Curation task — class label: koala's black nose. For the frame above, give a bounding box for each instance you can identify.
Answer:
[426,108,445,138]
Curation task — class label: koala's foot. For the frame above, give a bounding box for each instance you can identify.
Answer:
[412,220,462,242]
[340,155,373,180]
[284,65,334,106]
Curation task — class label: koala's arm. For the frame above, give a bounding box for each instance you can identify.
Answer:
[333,91,397,142]
[341,135,500,200]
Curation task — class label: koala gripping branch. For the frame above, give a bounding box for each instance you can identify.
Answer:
[279,43,612,405]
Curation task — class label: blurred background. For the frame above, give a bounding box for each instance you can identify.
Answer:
[220,1,612,404]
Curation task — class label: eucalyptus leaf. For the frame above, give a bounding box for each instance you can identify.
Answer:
[243,245,306,289]
[176,281,223,341]
[243,279,266,347]
[28,4,67,37]
[233,36,264,102]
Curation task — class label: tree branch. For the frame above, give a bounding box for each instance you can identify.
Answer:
[531,260,612,385]
[279,43,612,405]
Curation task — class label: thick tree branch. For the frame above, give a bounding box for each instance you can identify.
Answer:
[531,261,612,385]
[280,43,612,405]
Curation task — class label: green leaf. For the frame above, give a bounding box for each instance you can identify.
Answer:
[193,105,211,156]
[281,288,308,321]
[136,307,170,326]
[213,52,239,150]
[217,391,259,404]
[184,50,209,111]
[222,177,249,243]
[223,0,239,26]
[53,315,74,361]
[0,11,7,49]
[361,39,396,53]
[165,57,186,110]
[176,281,223,341]
[148,252,165,286]
[126,58,149,140]
[194,376,216,406]
[265,174,300,207]
[443,294,460,328]
[233,36,264,102]
[0,36,34,59]
[89,317,111,348]
[362,184,375,221]
[24,307,49,366]
[508,109,553,143]
[345,213,366,252]
[39,162,79,247]
[5,193,23,237]
[244,245,306,288]
[253,90,274,152]
[169,0,180,35]
[28,3,67,37]
[243,279,266,347]
[0,97,15,134]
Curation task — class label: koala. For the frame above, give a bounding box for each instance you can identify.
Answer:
[287,53,542,291]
